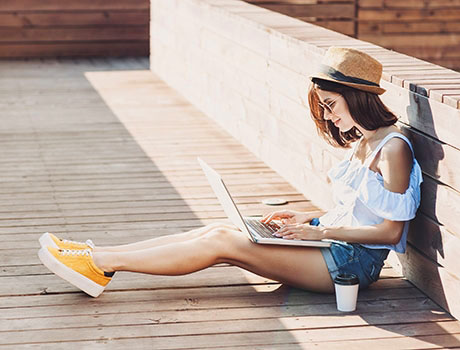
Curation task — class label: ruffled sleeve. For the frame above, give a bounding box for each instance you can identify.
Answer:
[357,159,423,221]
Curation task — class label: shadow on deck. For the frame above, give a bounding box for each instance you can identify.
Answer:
[0,58,459,349]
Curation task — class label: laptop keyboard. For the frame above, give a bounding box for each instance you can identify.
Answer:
[244,218,281,238]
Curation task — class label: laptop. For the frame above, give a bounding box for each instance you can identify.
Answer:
[198,157,331,248]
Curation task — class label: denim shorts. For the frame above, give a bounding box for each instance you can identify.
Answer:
[310,218,389,289]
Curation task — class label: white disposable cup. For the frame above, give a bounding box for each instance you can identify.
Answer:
[334,273,359,312]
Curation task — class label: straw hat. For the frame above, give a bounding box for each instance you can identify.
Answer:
[310,47,386,95]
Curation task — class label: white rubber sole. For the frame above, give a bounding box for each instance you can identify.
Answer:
[39,232,58,249]
[38,247,105,298]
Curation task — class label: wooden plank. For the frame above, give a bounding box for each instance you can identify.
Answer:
[0,42,148,58]
[398,85,460,106]
[446,95,460,109]
[406,83,460,97]
[2,308,450,344]
[429,89,460,104]
[390,244,460,320]
[406,126,460,192]
[390,71,460,89]
[4,309,448,337]
[0,277,412,309]
[358,21,460,35]
[0,11,149,27]
[358,8,460,21]
[0,263,400,297]
[385,21,460,34]
[0,0,149,11]
[0,267,276,296]
[359,33,460,47]
[1,291,434,328]
[394,45,460,60]
[2,319,460,347]
[0,27,149,42]
[247,0,354,3]
[4,333,460,350]
[358,0,384,7]
[408,212,460,278]
[418,175,460,237]
[307,19,355,36]
[382,0,460,8]
[255,3,355,18]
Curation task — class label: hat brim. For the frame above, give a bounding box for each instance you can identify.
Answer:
[310,72,386,95]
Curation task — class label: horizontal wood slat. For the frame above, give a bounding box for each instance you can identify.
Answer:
[358,8,460,21]
[254,3,355,17]
[0,27,148,42]
[303,19,355,35]
[0,11,149,28]
[247,0,354,3]
[356,1,460,71]
[358,21,460,35]
[389,243,460,320]
[245,0,357,39]
[0,0,149,58]
[359,33,460,48]
[0,0,149,11]
[0,42,148,58]
[360,0,460,8]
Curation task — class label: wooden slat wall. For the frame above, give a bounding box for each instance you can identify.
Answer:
[357,0,460,72]
[246,0,460,71]
[0,0,150,58]
[246,0,357,36]
[151,0,460,320]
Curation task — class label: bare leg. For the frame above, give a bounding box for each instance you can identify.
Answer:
[94,222,237,253]
[93,226,334,293]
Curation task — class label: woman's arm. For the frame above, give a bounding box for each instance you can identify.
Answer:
[321,219,404,245]
[275,219,404,245]
[276,137,413,245]
[328,137,413,244]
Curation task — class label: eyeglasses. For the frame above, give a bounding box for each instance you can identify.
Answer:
[318,95,341,115]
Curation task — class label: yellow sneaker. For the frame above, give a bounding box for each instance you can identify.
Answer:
[39,232,95,250]
[38,247,113,297]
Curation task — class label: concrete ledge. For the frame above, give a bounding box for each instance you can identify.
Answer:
[150,0,460,319]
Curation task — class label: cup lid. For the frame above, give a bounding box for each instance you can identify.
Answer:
[334,273,359,285]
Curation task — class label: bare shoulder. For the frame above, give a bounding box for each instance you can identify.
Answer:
[380,136,412,164]
[378,135,413,194]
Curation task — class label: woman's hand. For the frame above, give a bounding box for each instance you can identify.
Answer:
[274,223,325,241]
[261,210,317,225]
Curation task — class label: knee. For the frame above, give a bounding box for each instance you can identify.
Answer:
[204,222,238,233]
[202,227,236,247]
[205,222,227,230]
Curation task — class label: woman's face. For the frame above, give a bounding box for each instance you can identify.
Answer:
[315,89,355,132]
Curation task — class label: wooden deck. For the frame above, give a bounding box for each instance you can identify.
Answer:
[1,58,460,349]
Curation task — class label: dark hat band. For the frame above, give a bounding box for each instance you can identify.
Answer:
[319,65,380,88]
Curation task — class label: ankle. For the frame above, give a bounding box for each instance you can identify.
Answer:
[93,246,117,253]
[92,252,116,273]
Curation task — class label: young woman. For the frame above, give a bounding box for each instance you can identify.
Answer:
[38,47,422,298]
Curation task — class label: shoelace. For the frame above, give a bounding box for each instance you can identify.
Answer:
[62,238,95,249]
[59,249,92,257]
[57,249,115,277]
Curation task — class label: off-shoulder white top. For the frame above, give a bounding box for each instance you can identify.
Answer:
[319,132,423,253]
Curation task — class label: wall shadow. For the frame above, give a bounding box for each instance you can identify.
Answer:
[357,86,457,347]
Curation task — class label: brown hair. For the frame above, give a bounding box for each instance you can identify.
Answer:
[308,78,398,148]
